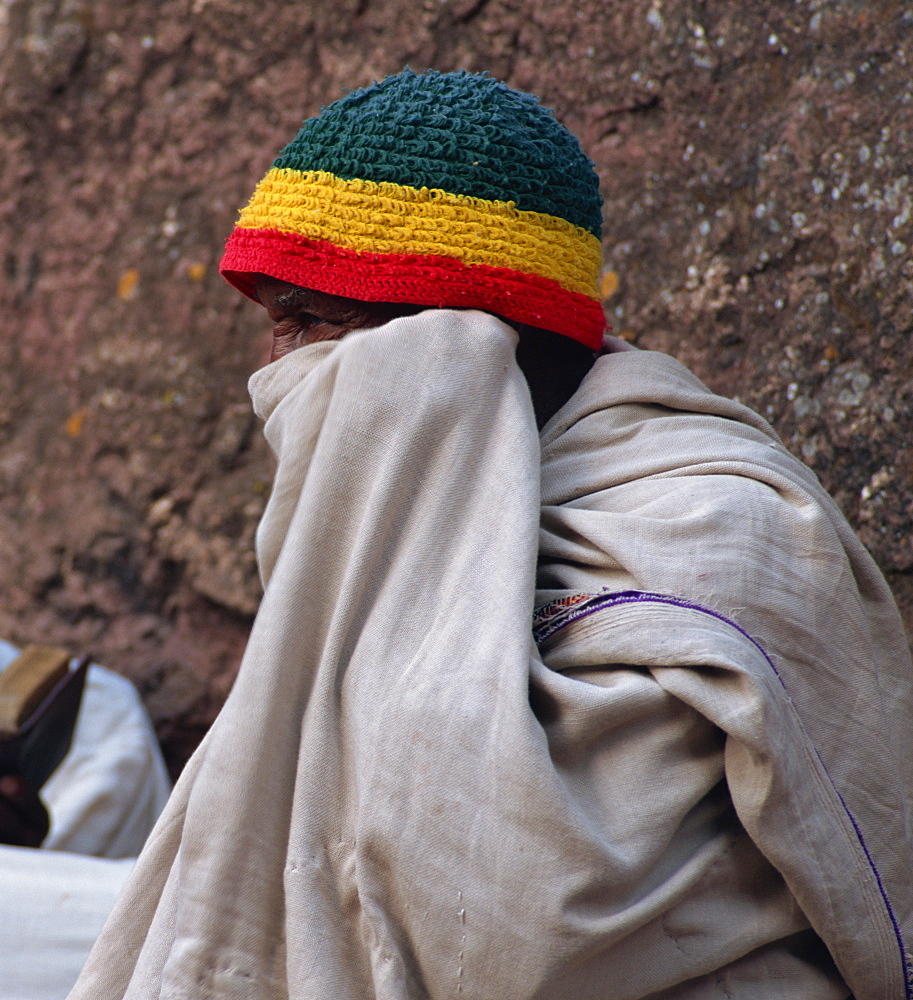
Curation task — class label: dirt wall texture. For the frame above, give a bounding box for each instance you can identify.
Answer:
[0,0,910,776]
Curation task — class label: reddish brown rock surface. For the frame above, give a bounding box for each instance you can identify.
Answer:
[1,0,911,776]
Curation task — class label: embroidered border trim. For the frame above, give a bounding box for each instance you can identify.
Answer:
[532,587,911,998]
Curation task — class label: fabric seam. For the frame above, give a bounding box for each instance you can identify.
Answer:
[532,588,911,1000]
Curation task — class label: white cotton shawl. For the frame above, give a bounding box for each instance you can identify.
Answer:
[68,309,913,1000]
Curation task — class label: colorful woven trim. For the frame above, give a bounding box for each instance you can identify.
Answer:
[220,69,607,348]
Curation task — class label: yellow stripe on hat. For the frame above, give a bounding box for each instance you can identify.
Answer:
[237,168,602,301]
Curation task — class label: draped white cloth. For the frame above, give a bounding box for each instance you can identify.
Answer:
[67,310,913,999]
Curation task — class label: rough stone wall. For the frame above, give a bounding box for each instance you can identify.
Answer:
[0,0,910,776]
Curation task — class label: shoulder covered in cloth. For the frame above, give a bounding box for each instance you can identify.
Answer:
[538,346,913,997]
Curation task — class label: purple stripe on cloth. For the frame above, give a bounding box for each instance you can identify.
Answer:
[532,588,911,997]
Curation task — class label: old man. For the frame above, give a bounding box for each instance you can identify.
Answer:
[69,69,913,1000]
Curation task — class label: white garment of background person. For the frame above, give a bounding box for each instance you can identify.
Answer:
[0,639,171,1000]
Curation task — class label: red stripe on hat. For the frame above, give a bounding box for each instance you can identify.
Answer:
[220,227,605,349]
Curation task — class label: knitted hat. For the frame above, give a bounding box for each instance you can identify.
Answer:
[220,69,606,348]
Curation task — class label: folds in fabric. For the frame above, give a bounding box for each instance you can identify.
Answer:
[537,350,913,998]
[67,312,913,1000]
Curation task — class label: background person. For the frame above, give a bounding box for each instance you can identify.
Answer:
[0,639,170,999]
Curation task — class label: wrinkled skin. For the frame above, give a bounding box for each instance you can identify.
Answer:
[255,276,422,363]
[0,774,50,848]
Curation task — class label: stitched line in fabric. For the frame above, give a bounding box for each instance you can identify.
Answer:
[237,169,602,300]
[532,587,910,997]
[220,228,607,348]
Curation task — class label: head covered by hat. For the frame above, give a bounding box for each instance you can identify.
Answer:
[220,69,606,349]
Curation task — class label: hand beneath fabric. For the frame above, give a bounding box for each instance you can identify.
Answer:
[0,773,50,847]
[601,333,639,354]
